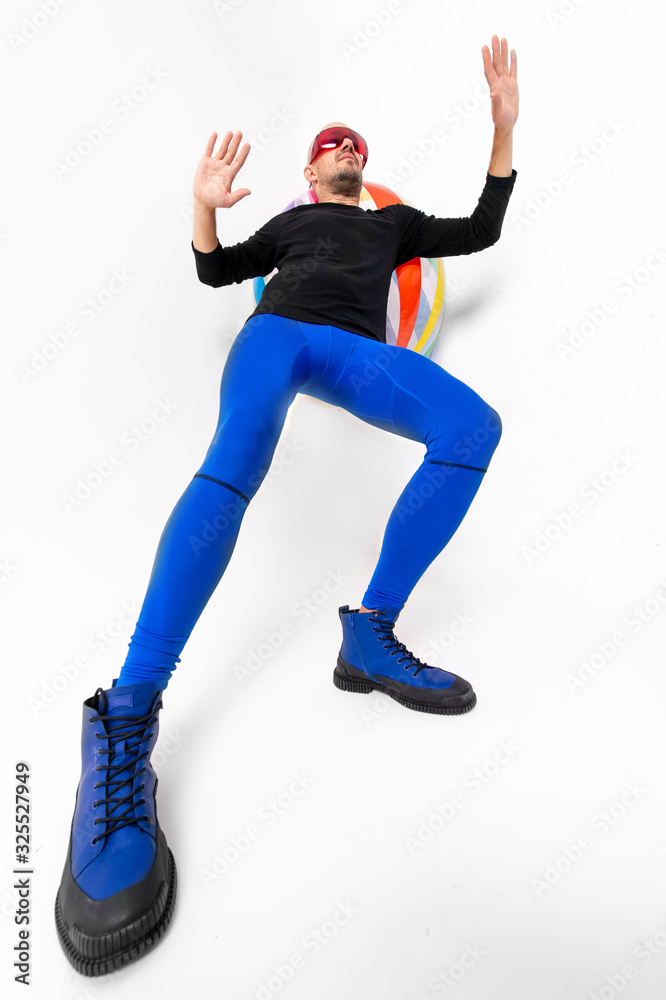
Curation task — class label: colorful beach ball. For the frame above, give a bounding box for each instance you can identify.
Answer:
[252,181,446,356]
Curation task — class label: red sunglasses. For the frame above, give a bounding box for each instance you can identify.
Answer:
[308,127,368,168]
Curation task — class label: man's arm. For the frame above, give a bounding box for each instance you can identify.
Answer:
[393,171,517,266]
[193,199,218,254]
[482,36,518,177]
[191,219,282,288]
[190,128,281,288]
[488,127,513,178]
[192,130,252,253]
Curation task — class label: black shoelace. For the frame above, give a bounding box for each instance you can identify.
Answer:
[369,614,436,677]
[89,688,161,845]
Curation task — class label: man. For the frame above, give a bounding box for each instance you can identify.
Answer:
[55,36,518,976]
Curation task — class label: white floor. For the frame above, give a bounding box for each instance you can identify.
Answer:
[2,1,665,998]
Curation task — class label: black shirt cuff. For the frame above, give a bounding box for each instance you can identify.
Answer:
[191,239,221,256]
[486,168,517,185]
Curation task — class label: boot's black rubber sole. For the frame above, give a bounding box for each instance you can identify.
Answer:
[333,656,476,715]
[54,848,177,977]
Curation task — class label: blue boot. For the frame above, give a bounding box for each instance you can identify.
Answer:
[55,680,177,976]
[334,605,476,714]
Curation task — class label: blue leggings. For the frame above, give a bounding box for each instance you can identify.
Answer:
[118,314,502,690]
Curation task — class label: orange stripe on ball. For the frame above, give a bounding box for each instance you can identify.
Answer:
[395,258,421,348]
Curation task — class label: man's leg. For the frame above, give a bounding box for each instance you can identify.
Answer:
[314,327,501,612]
[55,315,314,975]
[118,314,312,690]
[300,322,499,713]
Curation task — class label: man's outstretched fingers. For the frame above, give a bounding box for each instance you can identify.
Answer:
[501,35,509,73]
[491,34,501,71]
[229,131,244,159]
[215,130,235,159]
[482,37,517,85]
[204,131,219,158]
[222,130,245,164]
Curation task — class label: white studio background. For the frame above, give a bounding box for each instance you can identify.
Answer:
[2,1,665,998]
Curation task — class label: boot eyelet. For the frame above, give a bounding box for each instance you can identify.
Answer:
[93,818,100,826]
[91,836,98,845]
[92,800,99,808]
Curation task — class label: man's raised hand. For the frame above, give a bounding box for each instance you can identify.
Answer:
[482,36,519,133]
[193,130,252,210]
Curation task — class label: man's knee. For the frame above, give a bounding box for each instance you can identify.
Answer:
[484,406,503,450]
[437,401,502,469]
[467,403,502,463]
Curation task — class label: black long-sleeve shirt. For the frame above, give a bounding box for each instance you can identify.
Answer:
[191,168,517,343]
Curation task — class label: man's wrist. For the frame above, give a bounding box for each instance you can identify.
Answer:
[193,196,215,215]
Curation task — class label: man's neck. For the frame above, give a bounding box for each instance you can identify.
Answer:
[316,195,360,206]
[313,185,360,207]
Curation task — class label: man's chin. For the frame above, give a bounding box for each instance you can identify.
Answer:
[330,167,362,198]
